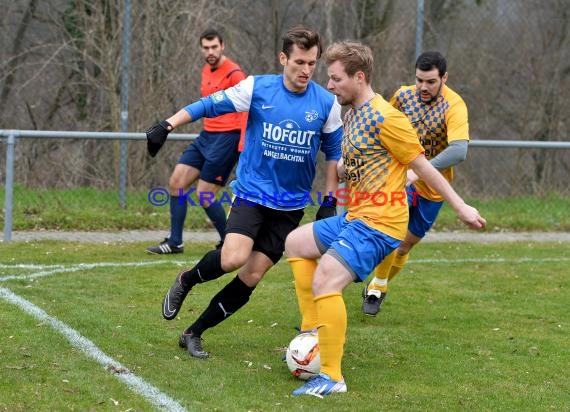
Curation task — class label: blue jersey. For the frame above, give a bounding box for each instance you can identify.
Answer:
[185,74,342,210]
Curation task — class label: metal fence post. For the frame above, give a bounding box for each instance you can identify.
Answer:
[415,0,424,59]
[3,131,16,241]
[119,0,131,208]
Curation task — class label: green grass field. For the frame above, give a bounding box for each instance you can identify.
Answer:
[1,241,568,411]
[1,186,569,231]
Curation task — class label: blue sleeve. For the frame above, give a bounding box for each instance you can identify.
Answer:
[320,127,342,161]
[183,91,238,121]
[184,99,207,121]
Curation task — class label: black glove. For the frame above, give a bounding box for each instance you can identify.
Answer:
[146,120,172,157]
[315,195,337,220]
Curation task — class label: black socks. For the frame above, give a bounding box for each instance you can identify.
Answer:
[186,275,255,336]
[181,248,225,289]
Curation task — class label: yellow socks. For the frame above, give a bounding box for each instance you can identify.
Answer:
[369,250,397,293]
[389,252,409,281]
[369,250,410,290]
[288,258,318,331]
[315,293,346,381]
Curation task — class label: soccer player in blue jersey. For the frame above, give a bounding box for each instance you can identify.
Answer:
[285,41,485,396]
[145,26,343,358]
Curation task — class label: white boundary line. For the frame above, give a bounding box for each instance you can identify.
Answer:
[0,255,566,408]
[0,287,187,412]
[0,263,66,269]
[1,256,567,282]
[0,260,193,282]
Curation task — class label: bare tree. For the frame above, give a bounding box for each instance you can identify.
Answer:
[0,0,567,196]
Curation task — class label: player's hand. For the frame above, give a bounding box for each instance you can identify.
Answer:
[146,120,172,157]
[405,169,419,188]
[316,195,337,220]
[457,204,486,230]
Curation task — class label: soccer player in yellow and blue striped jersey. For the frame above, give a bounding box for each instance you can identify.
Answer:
[285,42,485,396]
[362,51,471,316]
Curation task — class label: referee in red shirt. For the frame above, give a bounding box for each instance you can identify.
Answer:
[147,29,247,254]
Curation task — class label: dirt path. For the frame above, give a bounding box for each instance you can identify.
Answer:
[6,230,570,243]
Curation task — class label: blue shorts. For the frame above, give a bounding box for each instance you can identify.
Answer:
[407,185,444,238]
[313,213,401,282]
[178,130,240,186]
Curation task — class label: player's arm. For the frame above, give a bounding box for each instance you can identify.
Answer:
[324,159,339,195]
[226,68,248,152]
[147,95,227,155]
[315,158,340,220]
[145,104,200,157]
[409,153,486,229]
[315,160,340,220]
[429,140,468,169]
[315,99,343,220]
[165,109,192,129]
[147,96,216,142]
[336,157,345,181]
[146,77,254,157]
[406,140,468,186]
[166,69,247,129]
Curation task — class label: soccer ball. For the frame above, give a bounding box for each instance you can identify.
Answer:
[285,332,320,380]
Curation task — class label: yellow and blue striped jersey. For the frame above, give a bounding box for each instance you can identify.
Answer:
[342,94,423,240]
[390,85,469,201]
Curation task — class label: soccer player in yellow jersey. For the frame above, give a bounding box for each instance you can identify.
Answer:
[362,51,471,316]
[285,41,486,396]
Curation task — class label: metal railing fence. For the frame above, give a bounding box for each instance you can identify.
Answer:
[2,130,570,242]
[1,130,196,241]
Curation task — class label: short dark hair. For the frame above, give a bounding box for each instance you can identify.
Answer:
[281,26,322,59]
[199,28,223,45]
[415,51,447,77]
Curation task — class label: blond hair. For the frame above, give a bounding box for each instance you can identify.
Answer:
[324,41,374,83]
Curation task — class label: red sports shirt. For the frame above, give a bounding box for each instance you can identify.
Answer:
[201,57,248,151]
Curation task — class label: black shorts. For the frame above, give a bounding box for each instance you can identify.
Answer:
[226,197,304,264]
[177,130,240,186]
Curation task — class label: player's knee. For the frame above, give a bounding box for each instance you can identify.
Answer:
[238,271,264,288]
[168,175,187,194]
[284,240,296,258]
[220,250,248,272]
[284,232,301,257]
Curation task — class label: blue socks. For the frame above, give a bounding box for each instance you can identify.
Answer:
[170,196,227,245]
[204,203,227,241]
[169,196,187,246]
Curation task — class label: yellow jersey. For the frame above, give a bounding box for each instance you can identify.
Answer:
[390,85,469,201]
[342,94,423,240]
